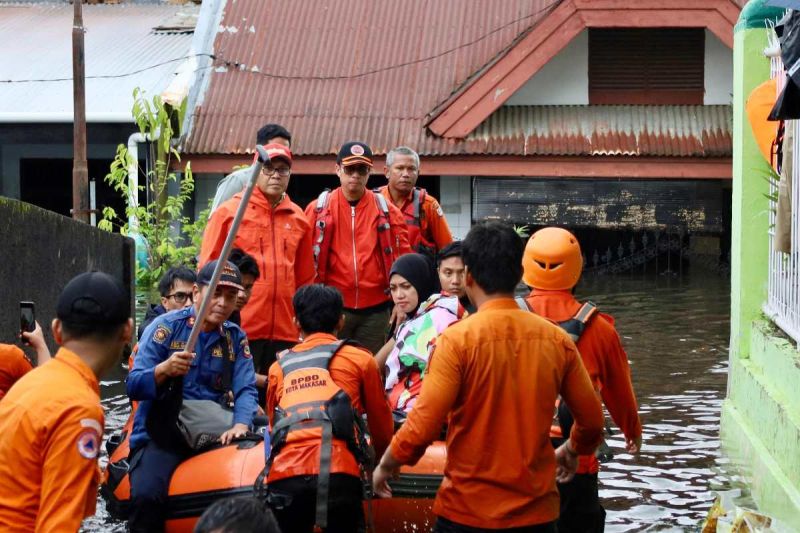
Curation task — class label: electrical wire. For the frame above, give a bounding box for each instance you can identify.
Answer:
[0,1,560,84]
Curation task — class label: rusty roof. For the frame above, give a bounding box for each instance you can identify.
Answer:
[184,0,732,159]
[465,105,733,157]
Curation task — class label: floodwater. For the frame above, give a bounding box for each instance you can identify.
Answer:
[85,270,736,532]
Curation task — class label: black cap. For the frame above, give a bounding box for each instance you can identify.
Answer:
[197,260,244,292]
[56,271,131,326]
[337,141,373,167]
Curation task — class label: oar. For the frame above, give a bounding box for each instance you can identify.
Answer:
[185,144,270,354]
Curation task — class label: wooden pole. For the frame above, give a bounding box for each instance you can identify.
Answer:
[72,0,89,223]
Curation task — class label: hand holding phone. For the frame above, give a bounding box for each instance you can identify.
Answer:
[20,302,35,345]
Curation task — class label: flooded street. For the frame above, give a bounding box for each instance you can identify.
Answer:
[86,270,734,532]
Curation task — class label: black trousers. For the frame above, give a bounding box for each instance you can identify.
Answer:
[434,516,556,533]
[250,339,295,405]
[556,473,605,533]
[267,474,364,533]
[127,440,187,533]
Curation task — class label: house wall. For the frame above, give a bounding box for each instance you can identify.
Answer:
[503,28,731,106]
[505,31,589,106]
[439,175,472,240]
[705,29,734,105]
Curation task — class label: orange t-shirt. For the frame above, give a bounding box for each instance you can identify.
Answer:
[0,343,33,400]
[266,333,393,481]
[526,290,642,474]
[378,186,454,251]
[0,348,104,532]
[390,298,604,529]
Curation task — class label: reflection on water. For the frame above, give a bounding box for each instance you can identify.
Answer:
[86,271,735,532]
[578,272,736,531]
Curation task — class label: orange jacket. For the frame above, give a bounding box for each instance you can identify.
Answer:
[0,348,104,532]
[201,189,315,342]
[526,289,642,474]
[390,298,604,529]
[378,186,453,251]
[305,188,411,309]
[266,332,393,481]
[0,344,32,400]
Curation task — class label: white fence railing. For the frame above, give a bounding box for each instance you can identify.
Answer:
[764,35,800,346]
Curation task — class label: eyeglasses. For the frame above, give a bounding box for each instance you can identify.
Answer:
[263,166,291,177]
[342,165,370,176]
[165,291,193,304]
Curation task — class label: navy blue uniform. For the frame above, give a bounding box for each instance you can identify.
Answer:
[126,306,258,532]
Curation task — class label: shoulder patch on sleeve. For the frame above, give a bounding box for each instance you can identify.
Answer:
[76,430,100,459]
[240,338,252,359]
[436,205,444,217]
[152,325,170,344]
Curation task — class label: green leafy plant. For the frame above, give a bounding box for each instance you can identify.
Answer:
[513,224,530,239]
[99,88,200,298]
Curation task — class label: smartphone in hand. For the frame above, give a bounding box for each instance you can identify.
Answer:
[20,301,35,344]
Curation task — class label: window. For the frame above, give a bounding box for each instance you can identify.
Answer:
[589,28,705,105]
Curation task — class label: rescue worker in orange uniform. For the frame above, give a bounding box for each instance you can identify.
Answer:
[0,321,51,400]
[202,143,315,392]
[521,227,642,533]
[373,221,604,532]
[305,141,412,355]
[0,272,132,532]
[264,284,393,532]
[378,146,453,253]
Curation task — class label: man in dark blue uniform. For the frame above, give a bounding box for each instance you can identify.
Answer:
[126,260,258,532]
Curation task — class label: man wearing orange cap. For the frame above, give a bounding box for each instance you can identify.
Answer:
[306,141,411,355]
[520,227,642,533]
[201,143,315,400]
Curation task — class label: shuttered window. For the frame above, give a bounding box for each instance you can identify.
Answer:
[589,29,705,105]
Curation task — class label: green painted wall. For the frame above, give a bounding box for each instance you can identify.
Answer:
[722,1,800,525]
[729,22,771,361]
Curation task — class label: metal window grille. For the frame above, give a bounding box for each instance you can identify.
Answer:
[763,31,800,345]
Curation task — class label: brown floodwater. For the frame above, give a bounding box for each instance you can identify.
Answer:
[85,270,736,532]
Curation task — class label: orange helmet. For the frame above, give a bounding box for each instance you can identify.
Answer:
[522,227,582,290]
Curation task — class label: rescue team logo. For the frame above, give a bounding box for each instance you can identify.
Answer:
[285,374,327,394]
[76,430,100,459]
[153,325,170,344]
[241,339,252,359]
[436,205,444,217]
[188,317,196,327]
[212,346,223,358]
[351,144,365,156]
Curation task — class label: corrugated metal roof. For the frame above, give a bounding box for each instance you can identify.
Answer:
[0,3,197,122]
[184,0,732,159]
[466,105,733,157]
[185,0,558,156]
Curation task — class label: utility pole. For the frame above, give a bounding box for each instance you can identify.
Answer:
[71,0,89,223]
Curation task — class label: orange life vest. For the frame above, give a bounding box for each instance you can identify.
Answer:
[260,341,370,529]
[312,189,396,284]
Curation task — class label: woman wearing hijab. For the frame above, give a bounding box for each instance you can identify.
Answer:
[376,253,466,414]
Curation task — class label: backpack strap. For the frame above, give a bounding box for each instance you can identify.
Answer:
[373,191,395,280]
[514,296,531,311]
[312,189,333,279]
[410,188,421,227]
[558,301,598,343]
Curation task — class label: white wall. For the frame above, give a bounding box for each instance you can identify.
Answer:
[704,29,732,105]
[505,31,589,106]
[439,175,472,240]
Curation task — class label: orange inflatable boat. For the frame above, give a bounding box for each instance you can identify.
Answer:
[101,413,445,533]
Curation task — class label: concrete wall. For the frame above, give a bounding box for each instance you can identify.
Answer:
[505,31,589,106]
[705,29,734,105]
[439,175,472,239]
[720,2,800,526]
[0,197,134,352]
